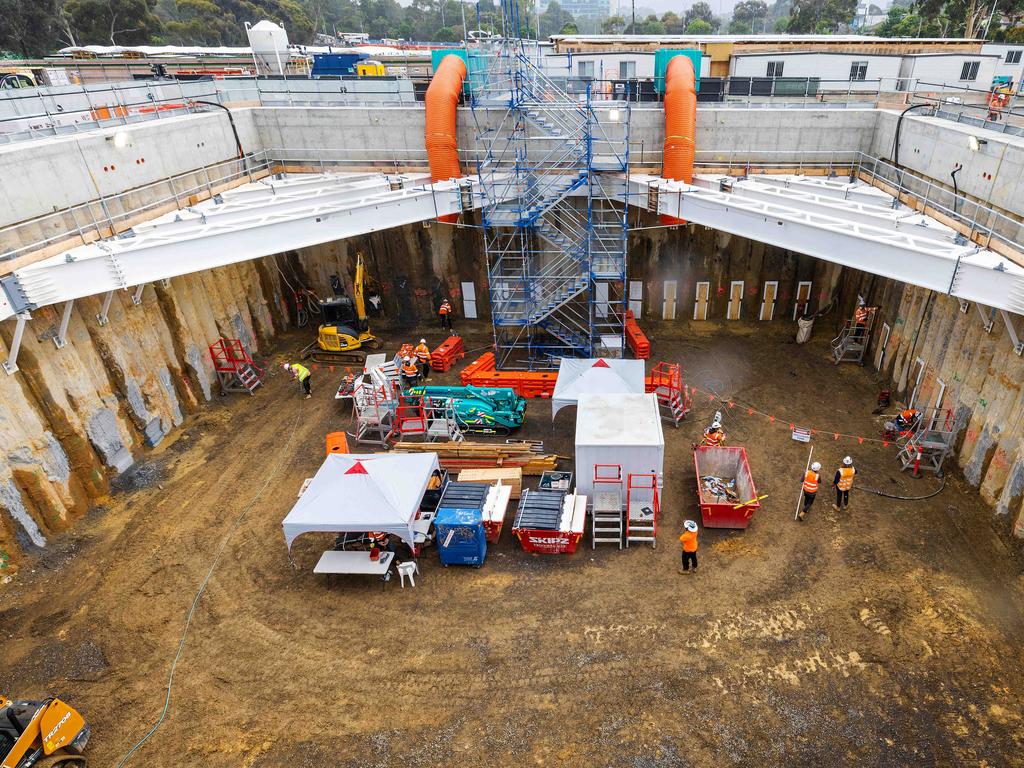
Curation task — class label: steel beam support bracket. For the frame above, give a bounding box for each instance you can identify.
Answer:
[131,284,145,305]
[976,302,995,333]
[96,290,114,326]
[3,312,31,375]
[1001,310,1024,356]
[53,300,74,349]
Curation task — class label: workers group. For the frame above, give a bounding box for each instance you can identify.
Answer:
[401,338,433,387]
[798,455,856,521]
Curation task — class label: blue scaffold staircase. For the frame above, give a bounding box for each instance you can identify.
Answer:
[468,10,630,367]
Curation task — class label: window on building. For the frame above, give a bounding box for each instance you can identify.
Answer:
[849,61,868,81]
[1007,50,1023,64]
[578,60,595,79]
[960,61,980,81]
[619,60,636,79]
[766,61,784,78]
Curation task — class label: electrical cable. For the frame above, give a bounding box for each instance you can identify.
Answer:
[116,410,302,767]
[858,477,946,501]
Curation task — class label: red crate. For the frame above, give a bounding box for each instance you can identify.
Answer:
[430,335,465,372]
[624,310,650,359]
[693,446,761,529]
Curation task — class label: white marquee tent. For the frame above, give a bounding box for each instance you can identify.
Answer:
[282,452,440,550]
[551,358,646,419]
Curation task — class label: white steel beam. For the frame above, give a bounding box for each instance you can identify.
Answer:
[633,174,1024,317]
[697,175,955,243]
[742,174,895,208]
[0,174,493,322]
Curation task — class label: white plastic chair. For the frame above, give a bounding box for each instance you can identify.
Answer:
[397,561,418,588]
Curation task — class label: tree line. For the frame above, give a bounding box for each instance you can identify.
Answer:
[1,0,1021,60]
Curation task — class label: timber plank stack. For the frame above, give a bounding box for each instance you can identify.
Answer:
[393,441,559,475]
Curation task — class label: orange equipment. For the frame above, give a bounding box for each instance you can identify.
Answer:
[325,432,349,455]
[425,54,467,223]
[458,352,558,398]
[661,55,697,225]
[624,310,650,358]
[430,335,465,372]
[0,695,90,768]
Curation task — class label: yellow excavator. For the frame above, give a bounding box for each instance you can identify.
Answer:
[301,253,381,364]
[0,695,90,768]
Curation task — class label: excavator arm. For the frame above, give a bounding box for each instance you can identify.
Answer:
[353,253,367,322]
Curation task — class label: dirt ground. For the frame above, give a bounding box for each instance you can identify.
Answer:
[3,321,1024,767]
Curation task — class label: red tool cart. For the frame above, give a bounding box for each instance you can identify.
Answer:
[693,446,761,529]
[512,489,587,554]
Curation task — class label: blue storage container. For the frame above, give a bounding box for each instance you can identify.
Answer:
[312,53,367,78]
[435,487,488,567]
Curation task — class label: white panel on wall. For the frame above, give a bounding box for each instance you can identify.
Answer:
[461,281,477,319]
[629,280,643,317]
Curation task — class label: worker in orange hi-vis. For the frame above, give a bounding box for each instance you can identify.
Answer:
[833,456,856,512]
[701,419,726,447]
[678,519,699,574]
[400,356,420,388]
[438,298,454,334]
[797,461,821,521]
[414,338,432,379]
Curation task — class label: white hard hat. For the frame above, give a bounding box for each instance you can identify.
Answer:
[420,338,426,344]
[711,420,721,430]
[811,461,822,472]
[404,356,412,362]
[843,456,853,466]
[684,519,698,532]
[282,363,290,371]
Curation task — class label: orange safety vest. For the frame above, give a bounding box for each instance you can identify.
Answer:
[837,466,856,491]
[855,307,869,324]
[401,361,419,376]
[439,301,451,315]
[703,428,724,446]
[679,530,698,553]
[803,470,820,494]
[414,343,431,361]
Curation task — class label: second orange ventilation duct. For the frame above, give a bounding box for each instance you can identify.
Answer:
[425,54,468,224]
[661,55,697,225]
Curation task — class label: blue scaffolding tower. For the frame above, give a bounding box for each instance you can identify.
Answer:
[467,7,630,368]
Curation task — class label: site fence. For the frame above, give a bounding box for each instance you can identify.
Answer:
[1,147,1020,266]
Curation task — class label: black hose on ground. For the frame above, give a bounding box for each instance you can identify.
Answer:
[858,477,946,501]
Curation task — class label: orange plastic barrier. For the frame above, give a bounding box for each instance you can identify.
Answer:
[460,352,496,385]
[430,335,465,372]
[325,432,349,455]
[425,54,467,224]
[661,55,696,225]
[624,310,650,359]
[458,353,557,398]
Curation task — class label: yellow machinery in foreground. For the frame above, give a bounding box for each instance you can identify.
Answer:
[302,253,381,364]
[0,695,90,768]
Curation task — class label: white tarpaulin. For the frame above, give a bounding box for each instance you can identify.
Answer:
[282,452,440,550]
[551,358,646,419]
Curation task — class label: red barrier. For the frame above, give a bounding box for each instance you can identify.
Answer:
[624,310,650,359]
[430,335,465,372]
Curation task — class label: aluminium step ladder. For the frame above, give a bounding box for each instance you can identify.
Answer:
[625,472,660,548]
[591,464,624,549]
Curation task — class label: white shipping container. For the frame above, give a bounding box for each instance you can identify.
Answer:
[575,393,664,503]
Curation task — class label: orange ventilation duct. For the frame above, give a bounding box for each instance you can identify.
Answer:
[425,54,468,224]
[661,55,697,225]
